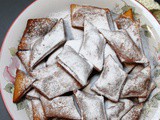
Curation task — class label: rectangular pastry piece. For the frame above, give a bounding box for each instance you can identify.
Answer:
[70,4,110,30]
[33,64,81,99]
[57,45,93,86]
[13,69,35,103]
[18,18,57,50]
[79,20,105,71]
[40,96,81,119]
[121,66,151,98]
[91,55,127,102]
[99,29,148,63]
[29,19,66,68]
[74,90,107,120]
[105,99,134,120]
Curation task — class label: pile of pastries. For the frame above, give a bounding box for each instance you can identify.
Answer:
[13,4,155,120]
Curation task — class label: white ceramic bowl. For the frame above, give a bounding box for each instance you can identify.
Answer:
[0,0,160,120]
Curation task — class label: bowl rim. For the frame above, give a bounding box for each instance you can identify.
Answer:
[0,0,160,119]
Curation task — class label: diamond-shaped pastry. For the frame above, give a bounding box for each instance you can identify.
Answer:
[74,90,106,120]
[13,69,35,103]
[29,19,66,68]
[33,64,81,99]
[18,18,57,50]
[70,4,110,30]
[99,29,148,63]
[91,55,127,102]
[79,20,105,71]
[40,96,81,119]
[57,45,93,86]
[121,66,151,98]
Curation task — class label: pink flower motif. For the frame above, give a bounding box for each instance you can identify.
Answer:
[3,56,21,84]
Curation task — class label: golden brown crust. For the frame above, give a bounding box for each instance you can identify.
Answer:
[121,9,134,21]
[13,69,35,103]
[70,4,110,29]
[18,18,57,50]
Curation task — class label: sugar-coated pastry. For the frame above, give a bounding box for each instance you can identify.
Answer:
[121,104,143,120]
[74,90,107,120]
[91,55,127,102]
[18,18,57,50]
[32,99,47,120]
[70,4,110,30]
[13,69,35,103]
[79,20,105,71]
[29,19,66,68]
[26,89,40,100]
[138,81,156,103]
[121,66,151,98]
[104,44,123,69]
[99,29,148,63]
[105,99,134,120]
[40,96,81,119]
[57,45,93,86]
[17,51,31,72]
[33,64,81,99]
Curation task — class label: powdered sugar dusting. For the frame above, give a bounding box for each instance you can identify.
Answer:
[79,20,105,71]
[30,19,66,68]
[105,99,134,120]
[91,55,127,102]
[33,64,81,99]
[74,90,106,120]
[40,96,81,119]
[57,46,93,86]
[121,66,151,98]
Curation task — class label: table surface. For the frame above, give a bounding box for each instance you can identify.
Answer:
[0,0,159,120]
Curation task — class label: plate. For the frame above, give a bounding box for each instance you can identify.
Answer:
[0,0,160,120]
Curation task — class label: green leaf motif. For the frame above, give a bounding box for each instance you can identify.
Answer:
[16,99,27,110]
[9,47,17,56]
[141,24,152,38]
[154,92,160,100]
[4,83,14,94]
